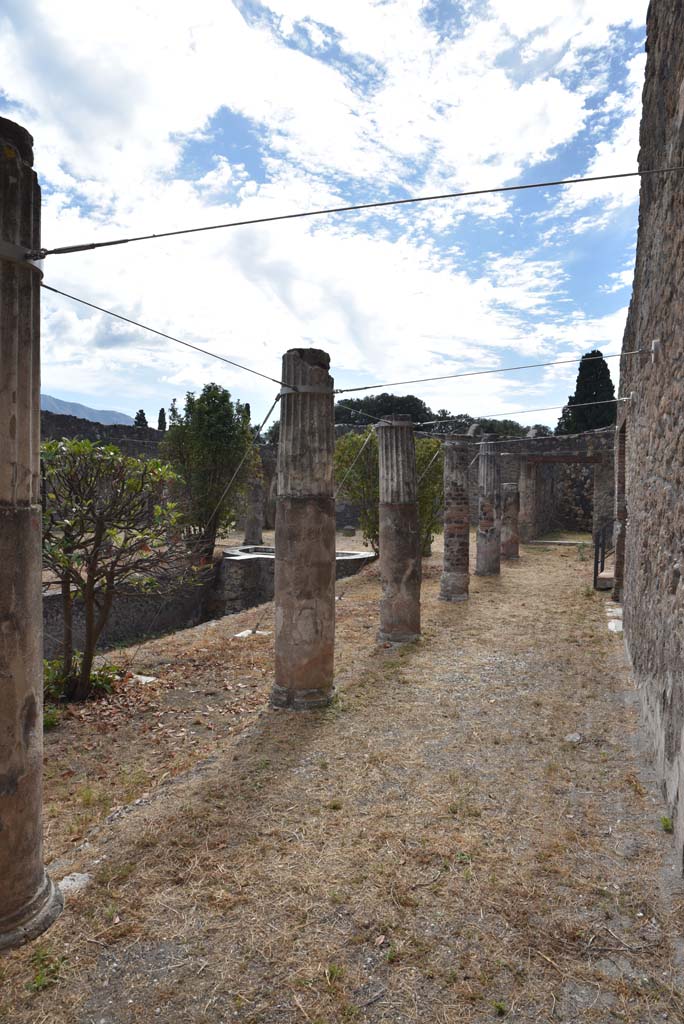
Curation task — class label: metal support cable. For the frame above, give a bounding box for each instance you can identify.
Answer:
[41,283,294,389]
[334,428,375,498]
[337,350,640,397]
[417,444,443,485]
[204,394,281,533]
[30,166,684,260]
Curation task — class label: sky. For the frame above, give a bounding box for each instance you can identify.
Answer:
[0,0,647,428]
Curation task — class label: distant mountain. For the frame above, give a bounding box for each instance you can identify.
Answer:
[40,394,134,426]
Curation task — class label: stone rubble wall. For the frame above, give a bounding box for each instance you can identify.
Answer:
[617,0,684,866]
[43,549,375,658]
[41,411,162,459]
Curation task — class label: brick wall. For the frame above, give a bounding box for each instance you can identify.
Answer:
[617,0,684,866]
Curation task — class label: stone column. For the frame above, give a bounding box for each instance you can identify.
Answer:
[243,458,265,546]
[501,482,520,560]
[377,415,421,641]
[271,349,335,709]
[0,117,63,950]
[518,456,537,542]
[475,435,502,576]
[439,435,470,601]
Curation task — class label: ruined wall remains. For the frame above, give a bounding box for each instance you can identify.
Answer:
[44,548,374,658]
[553,464,594,532]
[617,0,684,866]
[41,411,162,458]
[464,431,612,538]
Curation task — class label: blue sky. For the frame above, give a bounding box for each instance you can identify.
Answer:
[0,0,646,426]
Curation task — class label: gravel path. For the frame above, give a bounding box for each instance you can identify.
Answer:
[3,540,684,1023]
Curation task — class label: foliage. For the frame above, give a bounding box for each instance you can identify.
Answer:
[334,393,537,439]
[555,350,616,434]
[43,706,60,731]
[262,420,280,444]
[162,384,255,555]
[415,437,444,554]
[157,407,166,432]
[334,429,380,552]
[28,947,64,992]
[334,393,433,426]
[134,409,148,428]
[333,429,444,554]
[42,439,185,701]
[44,657,122,703]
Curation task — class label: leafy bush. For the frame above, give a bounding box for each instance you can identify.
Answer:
[334,429,444,554]
[44,657,123,702]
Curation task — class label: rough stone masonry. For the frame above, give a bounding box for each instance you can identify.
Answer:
[617,0,684,867]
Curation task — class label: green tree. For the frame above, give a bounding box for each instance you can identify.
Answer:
[157,407,166,432]
[334,429,380,552]
[134,409,148,428]
[415,437,444,555]
[42,440,184,701]
[556,350,616,434]
[262,420,280,444]
[162,384,254,557]
[334,429,444,555]
[334,393,433,426]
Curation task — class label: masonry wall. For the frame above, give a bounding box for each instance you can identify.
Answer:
[43,574,214,660]
[617,0,684,867]
[44,550,375,658]
[41,411,162,458]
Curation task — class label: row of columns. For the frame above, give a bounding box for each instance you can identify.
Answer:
[271,383,522,715]
[0,108,522,948]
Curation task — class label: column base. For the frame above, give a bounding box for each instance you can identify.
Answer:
[270,684,334,710]
[378,631,420,644]
[0,874,63,952]
[439,572,469,601]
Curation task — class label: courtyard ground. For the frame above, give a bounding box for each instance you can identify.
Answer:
[2,537,684,1023]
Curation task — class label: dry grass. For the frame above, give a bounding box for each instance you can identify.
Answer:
[2,537,684,1023]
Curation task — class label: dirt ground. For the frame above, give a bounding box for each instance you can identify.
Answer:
[2,534,684,1023]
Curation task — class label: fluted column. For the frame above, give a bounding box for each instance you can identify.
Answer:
[377,415,421,641]
[501,482,520,560]
[475,435,502,576]
[271,349,335,709]
[518,456,537,542]
[0,117,63,950]
[439,435,470,601]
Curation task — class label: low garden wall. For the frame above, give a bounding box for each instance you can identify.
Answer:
[43,545,375,658]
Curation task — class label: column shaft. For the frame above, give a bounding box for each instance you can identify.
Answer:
[377,415,421,641]
[440,436,470,601]
[475,436,502,576]
[0,117,62,950]
[271,349,335,709]
[501,482,520,559]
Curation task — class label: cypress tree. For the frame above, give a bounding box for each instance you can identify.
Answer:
[157,407,166,432]
[555,350,616,434]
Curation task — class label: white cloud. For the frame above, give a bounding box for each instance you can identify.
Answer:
[0,0,646,425]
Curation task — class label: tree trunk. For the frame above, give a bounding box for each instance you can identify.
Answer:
[60,580,73,679]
